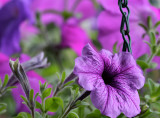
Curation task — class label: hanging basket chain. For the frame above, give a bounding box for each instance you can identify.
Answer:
[118,0,132,53]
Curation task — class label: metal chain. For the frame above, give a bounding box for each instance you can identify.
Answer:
[118,0,132,53]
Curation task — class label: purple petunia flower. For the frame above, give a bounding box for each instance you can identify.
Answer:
[31,0,96,26]
[97,0,160,67]
[0,0,32,56]
[0,53,52,113]
[60,23,92,56]
[74,44,145,118]
[21,0,96,55]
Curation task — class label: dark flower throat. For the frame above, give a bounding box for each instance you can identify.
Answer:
[102,70,113,85]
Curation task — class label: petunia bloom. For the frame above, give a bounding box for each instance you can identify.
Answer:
[74,44,145,118]
[0,53,52,113]
[31,0,96,26]
[97,0,160,67]
[0,0,32,56]
[60,23,92,55]
[21,0,96,55]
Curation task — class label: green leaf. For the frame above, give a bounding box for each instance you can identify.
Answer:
[61,71,66,83]
[136,60,150,70]
[45,97,63,112]
[139,109,152,118]
[35,112,43,118]
[42,88,52,99]
[144,41,152,48]
[113,42,118,54]
[34,93,39,102]
[64,80,74,87]
[56,72,61,80]
[156,49,160,56]
[147,16,152,29]
[149,32,156,45]
[149,62,157,69]
[75,101,90,108]
[0,79,2,86]
[137,54,148,61]
[151,45,157,54]
[6,86,17,89]
[16,112,31,118]
[29,89,34,103]
[0,103,7,115]
[67,112,79,118]
[139,23,148,31]
[20,95,28,105]
[2,75,9,88]
[35,101,42,111]
[154,21,160,29]
[86,109,102,118]
[148,79,159,95]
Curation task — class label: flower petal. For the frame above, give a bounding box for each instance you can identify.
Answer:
[114,52,145,89]
[78,73,103,91]
[90,85,140,118]
[61,24,91,56]
[74,44,104,75]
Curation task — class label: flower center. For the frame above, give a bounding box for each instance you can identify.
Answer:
[102,70,113,85]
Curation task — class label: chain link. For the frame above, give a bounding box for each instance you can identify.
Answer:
[118,0,132,53]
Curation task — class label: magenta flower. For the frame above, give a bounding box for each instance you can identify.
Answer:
[74,44,145,118]
[31,0,96,26]
[21,0,96,55]
[0,0,32,56]
[60,23,92,55]
[97,0,160,66]
[0,53,52,113]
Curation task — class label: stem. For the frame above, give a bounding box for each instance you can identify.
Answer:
[52,83,60,97]
[61,105,72,118]
[31,108,35,118]
[53,72,77,97]
[59,91,91,118]
[147,53,155,63]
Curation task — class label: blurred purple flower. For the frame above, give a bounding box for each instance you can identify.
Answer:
[0,53,52,113]
[0,0,32,56]
[31,0,96,26]
[97,0,160,66]
[22,0,96,55]
[74,44,145,118]
[61,23,92,55]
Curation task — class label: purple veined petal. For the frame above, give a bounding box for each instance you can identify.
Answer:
[77,73,103,91]
[110,78,141,117]
[90,84,140,118]
[102,52,145,90]
[90,85,121,118]
[60,23,92,56]
[74,44,104,74]
[99,49,113,69]
[116,53,145,90]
